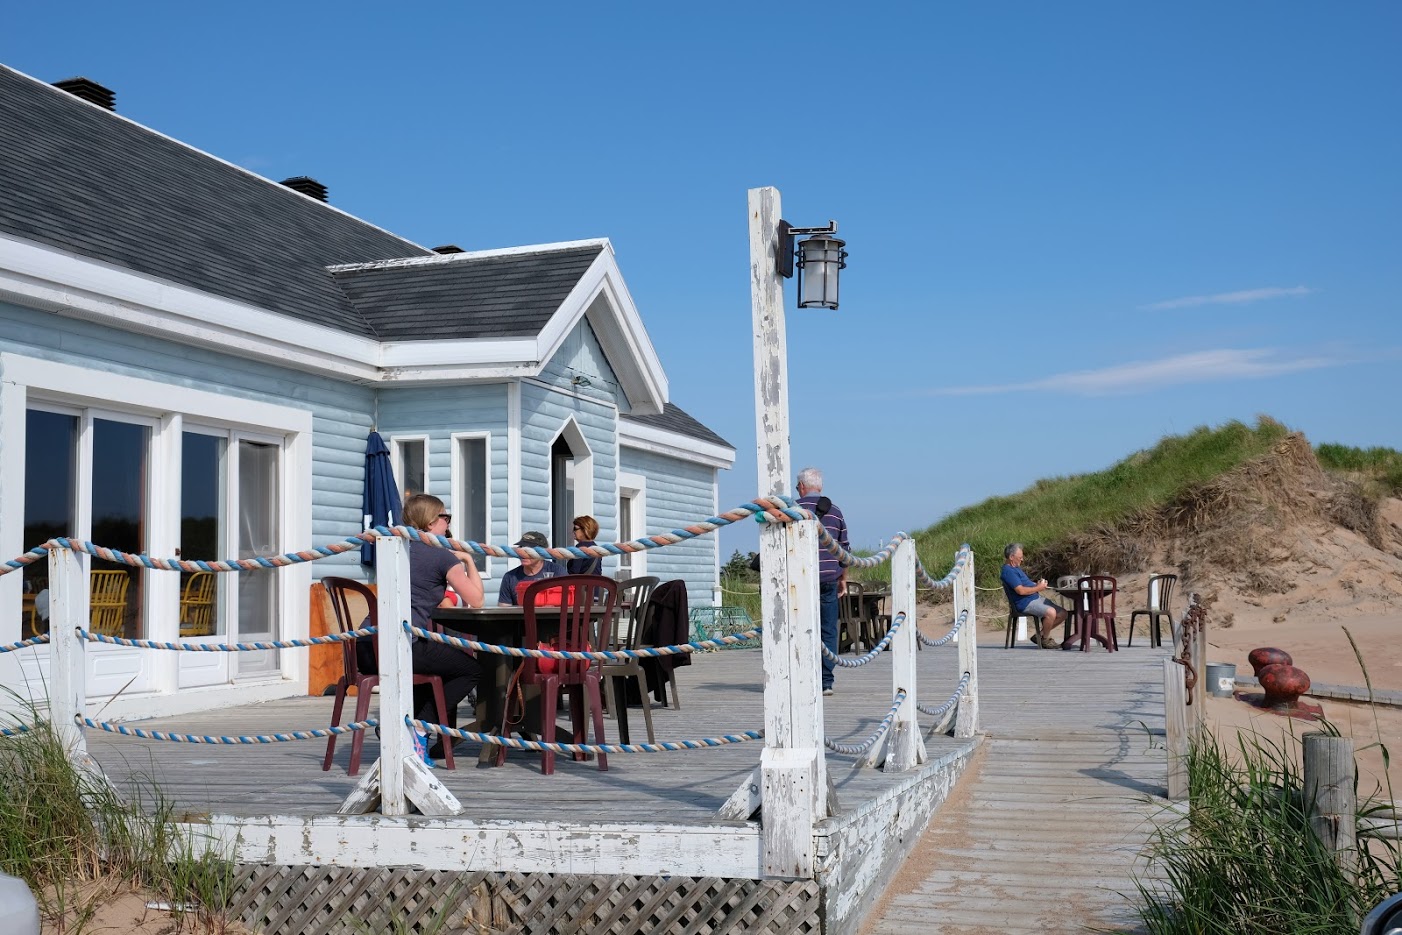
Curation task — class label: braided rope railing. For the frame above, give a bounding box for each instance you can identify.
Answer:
[79,626,377,652]
[820,612,907,667]
[916,546,972,590]
[1,723,36,737]
[412,717,763,754]
[407,623,761,660]
[81,716,378,744]
[0,634,50,653]
[916,671,972,718]
[824,689,908,756]
[918,609,969,648]
[0,496,807,578]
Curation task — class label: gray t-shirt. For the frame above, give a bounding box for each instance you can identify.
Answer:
[409,541,463,633]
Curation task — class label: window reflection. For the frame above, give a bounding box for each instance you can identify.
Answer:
[180,432,224,635]
[22,410,77,637]
[91,419,148,639]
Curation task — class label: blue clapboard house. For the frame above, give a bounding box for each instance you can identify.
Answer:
[0,66,734,718]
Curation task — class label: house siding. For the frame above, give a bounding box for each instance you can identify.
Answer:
[0,298,372,582]
[618,446,719,609]
[374,385,510,581]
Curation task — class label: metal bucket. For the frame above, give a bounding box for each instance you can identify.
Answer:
[1205,662,1237,697]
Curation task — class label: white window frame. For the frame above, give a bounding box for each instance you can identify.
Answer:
[617,471,646,578]
[0,352,312,690]
[390,434,430,509]
[450,431,493,580]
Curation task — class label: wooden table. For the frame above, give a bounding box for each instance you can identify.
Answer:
[1052,583,1117,651]
[432,604,622,764]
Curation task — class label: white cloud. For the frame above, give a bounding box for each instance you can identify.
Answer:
[1142,285,1314,311]
[926,348,1347,398]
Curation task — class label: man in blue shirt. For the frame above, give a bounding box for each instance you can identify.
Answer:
[1000,542,1068,649]
[796,467,849,696]
[498,531,567,605]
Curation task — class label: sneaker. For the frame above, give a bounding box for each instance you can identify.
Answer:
[1037,635,1060,649]
[822,687,835,697]
[412,731,436,768]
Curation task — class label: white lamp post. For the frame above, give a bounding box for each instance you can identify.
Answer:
[744,187,846,879]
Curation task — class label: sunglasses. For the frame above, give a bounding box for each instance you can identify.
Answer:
[437,513,453,524]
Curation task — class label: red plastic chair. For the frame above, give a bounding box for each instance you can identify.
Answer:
[496,574,617,775]
[320,577,454,775]
[1076,575,1119,653]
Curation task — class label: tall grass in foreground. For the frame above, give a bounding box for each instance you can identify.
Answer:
[910,416,1293,589]
[0,705,235,934]
[1135,728,1402,935]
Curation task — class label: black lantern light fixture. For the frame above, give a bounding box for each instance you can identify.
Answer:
[777,220,848,310]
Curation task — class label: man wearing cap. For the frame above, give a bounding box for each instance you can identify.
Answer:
[498,531,567,606]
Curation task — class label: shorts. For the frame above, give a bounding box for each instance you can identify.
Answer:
[1022,597,1065,619]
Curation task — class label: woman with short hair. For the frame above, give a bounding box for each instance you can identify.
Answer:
[568,515,603,576]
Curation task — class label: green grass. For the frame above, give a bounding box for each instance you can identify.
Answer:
[1136,727,1402,935]
[1316,442,1402,497]
[905,416,1293,587]
[0,701,236,933]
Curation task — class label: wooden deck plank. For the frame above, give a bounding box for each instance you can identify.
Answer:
[862,639,1170,935]
[85,637,975,825]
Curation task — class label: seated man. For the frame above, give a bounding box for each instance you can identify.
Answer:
[1000,542,1069,649]
[498,530,567,606]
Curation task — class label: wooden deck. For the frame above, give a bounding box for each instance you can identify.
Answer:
[85,633,977,872]
[864,638,1171,935]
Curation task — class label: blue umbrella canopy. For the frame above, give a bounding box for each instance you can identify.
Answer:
[361,432,403,566]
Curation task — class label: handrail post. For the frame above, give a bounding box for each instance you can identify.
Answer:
[750,185,826,880]
[48,546,87,758]
[880,535,924,771]
[375,535,412,816]
[1304,732,1357,876]
[954,550,979,738]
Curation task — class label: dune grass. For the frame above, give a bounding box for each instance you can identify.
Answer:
[1135,726,1402,935]
[901,416,1293,588]
[1316,442,1402,497]
[0,703,236,933]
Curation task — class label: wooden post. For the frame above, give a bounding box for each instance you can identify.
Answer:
[1164,658,1189,800]
[1192,610,1207,721]
[877,536,924,772]
[748,186,827,880]
[340,536,461,817]
[1304,732,1357,875]
[955,551,979,738]
[48,547,87,757]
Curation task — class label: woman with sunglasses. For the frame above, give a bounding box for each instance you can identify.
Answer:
[398,493,484,759]
[567,515,603,577]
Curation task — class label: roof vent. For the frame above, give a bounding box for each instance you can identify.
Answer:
[53,77,115,111]
[280,176,328,202]
[431,245,465,255]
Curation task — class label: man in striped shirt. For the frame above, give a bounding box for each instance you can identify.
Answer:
[796,467,849,696]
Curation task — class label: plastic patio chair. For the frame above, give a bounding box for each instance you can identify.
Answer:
[178,571,216,636]
[1128,574,1176,648]
[88,570,130,636]
[1076,575,1119,652]
[601,575,660,743]
[496,574,617,775]
[319,576,454,776]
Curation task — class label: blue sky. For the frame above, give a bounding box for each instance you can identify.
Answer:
[5,3,1399,557]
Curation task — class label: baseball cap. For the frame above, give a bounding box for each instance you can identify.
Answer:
[514,531,550,549]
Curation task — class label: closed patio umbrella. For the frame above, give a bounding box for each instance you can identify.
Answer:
[361,432,403,566]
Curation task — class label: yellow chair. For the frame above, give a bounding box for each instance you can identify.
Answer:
[22,593,40,638]
[88,570,130,636]
[179,572,216,636]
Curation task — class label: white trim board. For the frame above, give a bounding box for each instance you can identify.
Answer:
[0,233,667,416]
[619,420,736,469]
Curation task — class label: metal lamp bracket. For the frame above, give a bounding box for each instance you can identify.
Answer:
[776,220,839,279]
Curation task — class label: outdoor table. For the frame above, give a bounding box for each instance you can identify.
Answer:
[839,586,891,652]
[432,604,620,764]
[1052,581,1117,651]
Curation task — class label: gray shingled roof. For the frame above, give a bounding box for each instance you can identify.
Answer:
[622,403,732,448]
[0,65,431,338]
[331,246,604,341]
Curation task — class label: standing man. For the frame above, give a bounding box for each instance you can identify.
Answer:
[796,467,849,696]
[498,531,567,605]
[1000,543,1068,649]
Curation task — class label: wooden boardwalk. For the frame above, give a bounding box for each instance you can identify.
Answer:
[864,638,1171,935]
[84,633,974,826]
